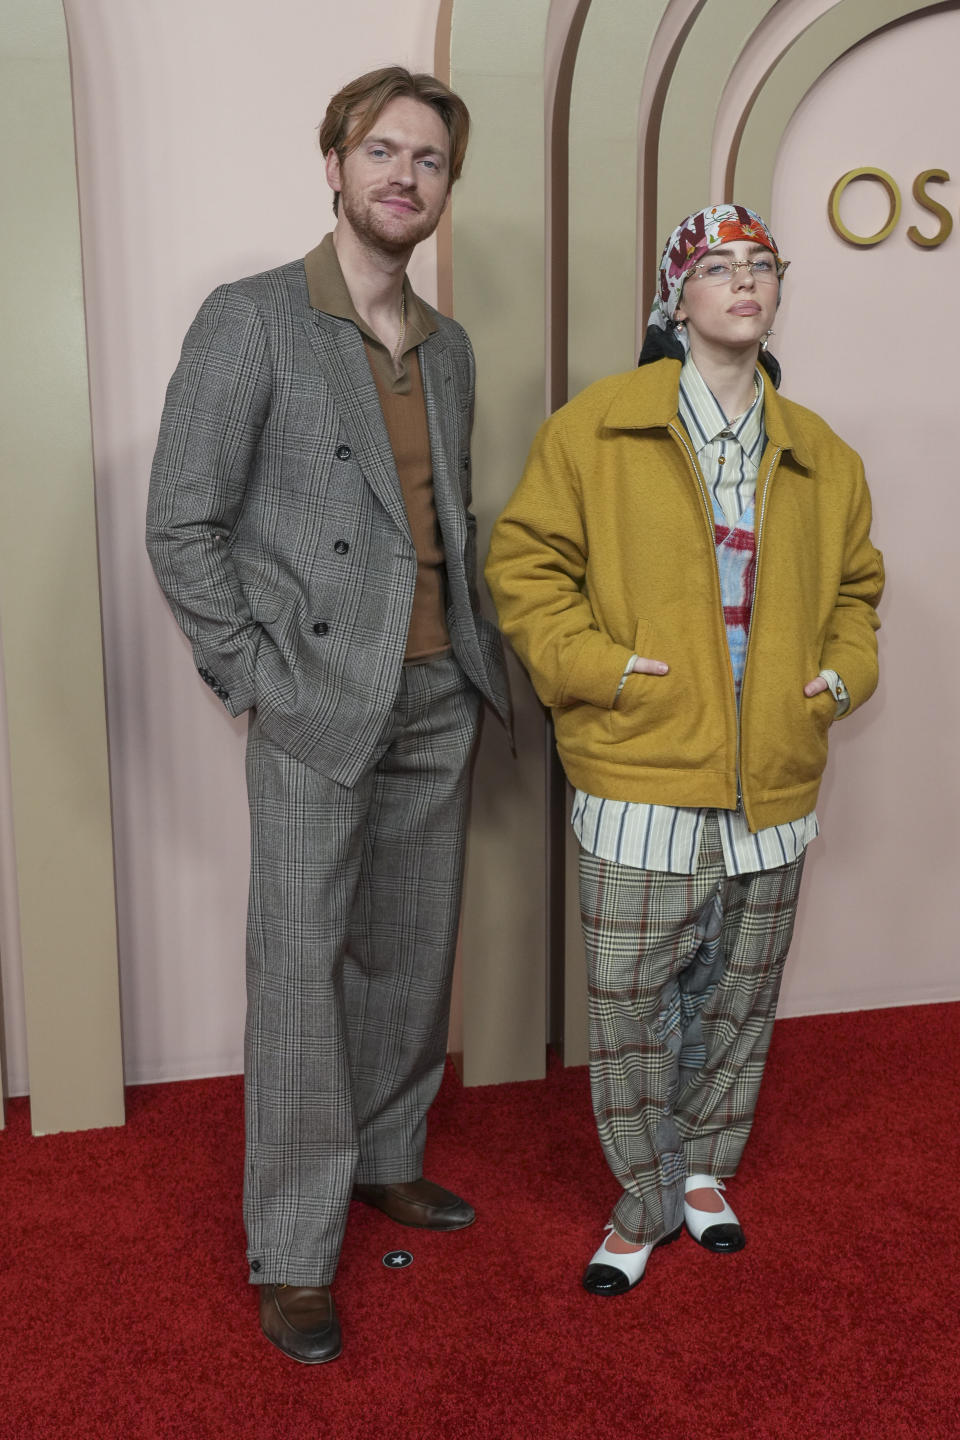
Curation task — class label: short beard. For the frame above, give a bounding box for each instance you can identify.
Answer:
[339,185,439,256]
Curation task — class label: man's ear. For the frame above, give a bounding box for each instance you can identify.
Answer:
[325,148,342,197]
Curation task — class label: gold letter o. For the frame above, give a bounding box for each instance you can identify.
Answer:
[828,168,901,246]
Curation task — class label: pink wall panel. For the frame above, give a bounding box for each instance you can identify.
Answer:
[47,0,442,1090]
[771,7,960,1013]
[7,0,951,1093]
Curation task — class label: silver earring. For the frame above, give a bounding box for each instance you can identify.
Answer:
[760,330,773,350]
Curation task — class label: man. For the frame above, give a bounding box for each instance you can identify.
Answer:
[486,204,883,1296]
[147,66,509,1363]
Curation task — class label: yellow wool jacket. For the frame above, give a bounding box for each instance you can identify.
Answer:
[485,358,884,832]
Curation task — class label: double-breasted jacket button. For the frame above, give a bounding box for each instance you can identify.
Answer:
[312,621,329,636]
[333,539,349,555]
[335,444,352,461]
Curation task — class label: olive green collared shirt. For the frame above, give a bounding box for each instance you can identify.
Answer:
[304,234,449,660]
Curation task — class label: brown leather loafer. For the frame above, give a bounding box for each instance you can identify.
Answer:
[352,1178,475,1230]
[258,1284,342,1364]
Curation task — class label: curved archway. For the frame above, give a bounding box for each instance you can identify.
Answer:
[444,0,960,1075]
[709,0,844,202]
[733,0,955,214]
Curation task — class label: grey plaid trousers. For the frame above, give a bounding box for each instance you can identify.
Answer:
[243,654,480,1287]
[580,812,805,1245]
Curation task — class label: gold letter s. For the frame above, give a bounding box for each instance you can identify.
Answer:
[907,169,953,248]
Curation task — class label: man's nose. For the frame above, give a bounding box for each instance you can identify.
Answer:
[389,153,416,188]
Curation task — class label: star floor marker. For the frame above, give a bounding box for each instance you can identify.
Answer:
[382,1250,413,1269]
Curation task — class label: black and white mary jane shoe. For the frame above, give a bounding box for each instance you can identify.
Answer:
[683,1174,745,1254]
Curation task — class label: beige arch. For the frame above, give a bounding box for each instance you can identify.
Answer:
[567,2,781,389]
[565,0,709,1059]
[446,0,688,1074]
[0,625,19,1120]
[563,0,946,1062]
[567,0,683,394]
[634,0,717,365]
[0,0,124,1133]
[442,0,555,1085]
[733,0,957,215]
[655,2,778,285]
[444,0,945,1076]
[454,0,867,1069]
[545,0,595,412]
[709,0,845,203]
[562,0,786,1061]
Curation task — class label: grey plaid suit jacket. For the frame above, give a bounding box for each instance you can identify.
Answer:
[146,254,510,786]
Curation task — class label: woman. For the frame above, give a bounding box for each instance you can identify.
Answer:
[485,205,883,1295]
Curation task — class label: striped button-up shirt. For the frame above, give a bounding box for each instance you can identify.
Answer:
[572,356,820,877]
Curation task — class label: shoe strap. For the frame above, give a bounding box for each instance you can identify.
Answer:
[600,1221,651,1253]
[684,1173,725,1192]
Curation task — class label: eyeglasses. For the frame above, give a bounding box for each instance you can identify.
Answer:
[686,256,790,287]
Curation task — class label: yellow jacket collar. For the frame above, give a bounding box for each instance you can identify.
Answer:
[601,358,815,470]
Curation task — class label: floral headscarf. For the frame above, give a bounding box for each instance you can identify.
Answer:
[638,203,785,385]
[648,203,782,334]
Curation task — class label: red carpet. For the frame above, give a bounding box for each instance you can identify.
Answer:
[1,1003,957,1439]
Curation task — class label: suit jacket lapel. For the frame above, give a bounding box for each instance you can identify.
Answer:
[420,335,467,564]
[301,310,412,540]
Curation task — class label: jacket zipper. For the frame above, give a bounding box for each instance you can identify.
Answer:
[668,423,781,821]
[737,446,780,823]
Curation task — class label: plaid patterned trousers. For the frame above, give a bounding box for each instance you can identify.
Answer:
[243,655,481,1286]
[580,812,805,1244]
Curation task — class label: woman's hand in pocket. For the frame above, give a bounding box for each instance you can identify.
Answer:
[630,656,670,677]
